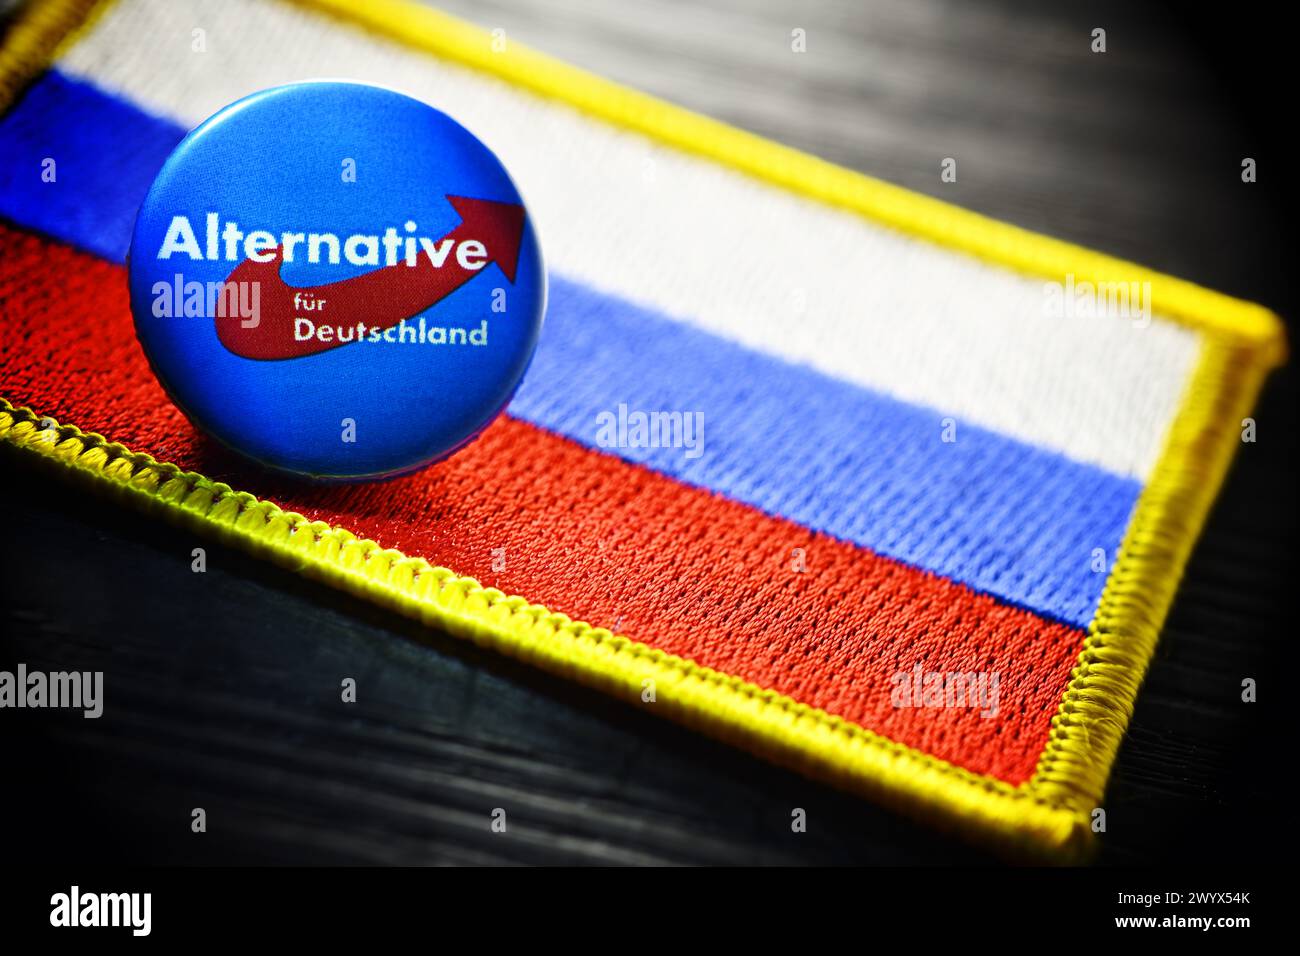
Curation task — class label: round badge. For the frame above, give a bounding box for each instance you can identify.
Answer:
[128,81,545,480]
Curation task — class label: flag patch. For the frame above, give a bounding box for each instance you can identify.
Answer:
[0,0,1285,858]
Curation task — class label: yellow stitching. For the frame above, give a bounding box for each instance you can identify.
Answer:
[293,0,1285,354]
[0,398,1086,861]
[0,0,111,113]
[7,0,1287,859]
[286,0,1287,847]
[1030,335,1274,809]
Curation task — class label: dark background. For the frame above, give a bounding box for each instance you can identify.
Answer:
[1,0,1293,865]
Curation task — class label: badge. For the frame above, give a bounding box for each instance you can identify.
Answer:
[129,81,545,479]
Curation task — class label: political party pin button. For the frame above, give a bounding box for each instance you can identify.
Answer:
[128,81,545,480]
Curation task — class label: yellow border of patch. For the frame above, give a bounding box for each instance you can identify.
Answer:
[0,0,1286,861]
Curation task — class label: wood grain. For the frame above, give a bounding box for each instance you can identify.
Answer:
[1,0,1291,864]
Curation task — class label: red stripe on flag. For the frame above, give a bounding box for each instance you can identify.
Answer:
[0,222,1086,784]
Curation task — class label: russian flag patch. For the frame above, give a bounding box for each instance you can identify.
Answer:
[0,0,1285,858]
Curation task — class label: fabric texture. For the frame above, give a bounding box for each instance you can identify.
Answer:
[54,0,1201,481]
[0,222,1088,784]
[0,69,1145,624]
[0,0,1285,857]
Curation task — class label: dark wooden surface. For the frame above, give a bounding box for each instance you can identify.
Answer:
[1,0,1293,865]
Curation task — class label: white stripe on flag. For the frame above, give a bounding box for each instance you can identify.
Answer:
[57,0,1200,480]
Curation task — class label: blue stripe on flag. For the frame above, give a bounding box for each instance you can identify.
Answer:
[0,69,1140,626]
[0,71,185,261]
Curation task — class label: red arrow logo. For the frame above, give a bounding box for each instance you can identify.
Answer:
[215,195,525,360]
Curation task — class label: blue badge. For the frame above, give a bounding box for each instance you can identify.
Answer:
[128,81,545,479]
